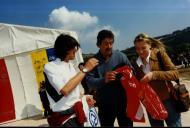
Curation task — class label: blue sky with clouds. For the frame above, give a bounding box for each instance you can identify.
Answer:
[1,0,190,53]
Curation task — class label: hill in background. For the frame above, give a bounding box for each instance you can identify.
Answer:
[122,27,190,65]
[83,26,190,65]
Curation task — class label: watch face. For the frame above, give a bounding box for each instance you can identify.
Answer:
[82,68,88,73]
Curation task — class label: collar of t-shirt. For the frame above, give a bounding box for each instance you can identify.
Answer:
[55,58,73,71]
[136,50,151,74]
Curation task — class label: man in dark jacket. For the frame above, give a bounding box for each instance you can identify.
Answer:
[86,29,133,127]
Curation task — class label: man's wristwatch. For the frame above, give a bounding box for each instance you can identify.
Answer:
[81,66,88,73]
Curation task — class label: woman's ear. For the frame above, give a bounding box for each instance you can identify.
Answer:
[96,42,100,47]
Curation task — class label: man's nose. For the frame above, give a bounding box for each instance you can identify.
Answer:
[139,50,143,54]
[108,43,112,48]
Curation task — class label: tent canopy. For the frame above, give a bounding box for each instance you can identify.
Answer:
[0,23,84,123]
[0,23,78,58]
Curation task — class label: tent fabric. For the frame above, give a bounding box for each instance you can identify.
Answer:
[0,23,84,124]
[0,23,78,58]
[4,55,28,120]
[0,59,15,123]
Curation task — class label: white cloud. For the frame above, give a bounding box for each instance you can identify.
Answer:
[48,6,120,53]
[49,6,98,31]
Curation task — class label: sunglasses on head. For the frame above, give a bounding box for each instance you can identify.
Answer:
[134,33,149,42]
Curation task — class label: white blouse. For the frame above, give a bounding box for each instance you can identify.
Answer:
[136,50,151,74]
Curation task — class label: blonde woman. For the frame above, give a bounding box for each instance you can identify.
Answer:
[133,33,182,127]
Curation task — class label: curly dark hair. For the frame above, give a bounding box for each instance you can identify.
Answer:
[54,34,80,61]
[96,29,114,46]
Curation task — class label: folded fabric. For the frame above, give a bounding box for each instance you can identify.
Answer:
[115,66,145,122]
[73,101,87,124]
[115,65,168,122]
[140,83,168,120]
[47,111,73,126]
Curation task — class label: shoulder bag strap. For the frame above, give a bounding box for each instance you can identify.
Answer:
[44,72,64,102]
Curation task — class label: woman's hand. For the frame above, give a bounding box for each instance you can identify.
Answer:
[140,72,153,83]
[86,95,96,107]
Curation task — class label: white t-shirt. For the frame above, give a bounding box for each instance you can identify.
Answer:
[44,58,80,112]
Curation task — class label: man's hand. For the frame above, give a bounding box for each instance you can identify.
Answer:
[105,71,118,83]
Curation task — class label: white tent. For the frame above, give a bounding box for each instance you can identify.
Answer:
[0,23,84,123]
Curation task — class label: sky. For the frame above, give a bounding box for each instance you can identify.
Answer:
[0,0,190,54]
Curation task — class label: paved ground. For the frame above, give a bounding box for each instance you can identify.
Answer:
[1,68,190,127]
[1,108,190,127]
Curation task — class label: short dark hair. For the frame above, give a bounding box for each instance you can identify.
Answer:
[96,29,114,46]
[54,34,80,61]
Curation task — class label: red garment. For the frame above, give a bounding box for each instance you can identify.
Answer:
[47,101,87,126]
[116,66,145,122]
[115,65,168,122]
[47,112,72,126]
[73,101,87,124]
[140,83,168,120]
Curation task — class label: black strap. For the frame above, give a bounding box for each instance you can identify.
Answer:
[58,107,74,115]
[44,72,64,102]
[157,51,180,84]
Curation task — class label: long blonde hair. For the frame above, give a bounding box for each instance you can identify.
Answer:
[134,33,166,52]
